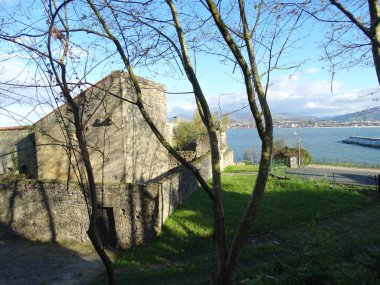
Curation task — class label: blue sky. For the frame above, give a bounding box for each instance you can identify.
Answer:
[135,8,380,120]
[150,46,379,120]
[0,1,379,126]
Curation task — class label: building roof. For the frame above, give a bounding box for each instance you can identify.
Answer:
[33,71,166,126]
[1,71,166,129]
[0,126,29,131]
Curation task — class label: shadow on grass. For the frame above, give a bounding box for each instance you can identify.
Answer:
[113,175,372,284]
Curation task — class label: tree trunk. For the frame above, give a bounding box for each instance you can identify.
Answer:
[70,103,115,285]
[87,222,115,284]
[211,140,272,285]
[368,0,380,85]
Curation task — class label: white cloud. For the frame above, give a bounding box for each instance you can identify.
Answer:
[263,72,379,117]
[303,101,340,110]
[177,102,196,111]
[267,74,335,102]
[167,71,379,119]
[0,54,57,126]
[303,67,320,75]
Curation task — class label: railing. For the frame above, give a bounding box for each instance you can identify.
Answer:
[312,156,380,169]
[236,152,380,170]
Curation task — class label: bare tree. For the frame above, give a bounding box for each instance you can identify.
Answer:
[81,1,304,283]
[292,0,380,85]
[329,0,380,85]
[0,1,116,283]
[1,0,305,283]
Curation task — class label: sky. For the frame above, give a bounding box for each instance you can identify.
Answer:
[157,14,379,121]
[155,51,379,120]
[0,1,379,127]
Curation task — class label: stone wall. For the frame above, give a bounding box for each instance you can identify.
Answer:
[120,75,169,183]
[0,154,211,248]
[0,181,160,248]
[149,153,212,222]
[0,127,34,175]
[222,150,234,169]
[34,71,169,184]
[17,133,38,178]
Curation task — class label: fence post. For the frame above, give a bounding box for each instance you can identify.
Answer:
[304,169,307,180]
[333,172,335,187]
[378,175,380,192]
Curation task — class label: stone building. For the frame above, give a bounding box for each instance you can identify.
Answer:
[0,71,233,182]
[34,71,171,183]
[0,71,171,183]
[0,71,233,248]
[0,126,37,177]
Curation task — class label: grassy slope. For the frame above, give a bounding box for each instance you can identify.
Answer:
[95,172,379,285]
[224,165,259,173]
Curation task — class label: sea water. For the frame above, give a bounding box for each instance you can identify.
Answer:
[227,127,380,167]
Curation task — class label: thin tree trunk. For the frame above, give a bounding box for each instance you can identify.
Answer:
[164,2,229,279]
[45,2,116,281]
[368,0,380,85]
[70,104,115,285]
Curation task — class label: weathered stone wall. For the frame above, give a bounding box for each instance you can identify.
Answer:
[34,72,169,183]
[34,73,125,182]
[120,75,169,183]
[0,154,211,248]
[0,127,34,175]
[0,181,160,248]
[149,153,212,222]
[17,133,38,178]
[222,150,234,169]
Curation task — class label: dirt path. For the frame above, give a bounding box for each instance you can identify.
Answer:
[0,238,103,285]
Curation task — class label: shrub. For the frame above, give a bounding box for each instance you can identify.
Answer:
[173,112,228,150]
[272,139,312,165]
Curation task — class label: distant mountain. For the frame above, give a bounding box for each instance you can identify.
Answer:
[326,107,380,121]
[228,111,319,123]
[170,106,380,123]
[273,113,320,121]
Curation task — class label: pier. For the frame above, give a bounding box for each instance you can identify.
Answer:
[342,136,380,148]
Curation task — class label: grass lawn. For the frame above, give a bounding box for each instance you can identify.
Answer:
[224,164,260,173]
[94,170,380,285]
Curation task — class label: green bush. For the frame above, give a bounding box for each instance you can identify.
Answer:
[173,116,205,150]
[273,139,312,165]
[173,112,228,150]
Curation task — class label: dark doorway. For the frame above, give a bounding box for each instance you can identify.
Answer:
[96,206,117,248]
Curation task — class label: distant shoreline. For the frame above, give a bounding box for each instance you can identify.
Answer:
[228,125,380,130]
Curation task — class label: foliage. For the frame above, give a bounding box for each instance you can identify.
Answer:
[172,116,206,150]
[0,173,20,184]
[0,173,36,185]
[11,154,18,172]
[173,112,228,150]
[272,139,312,165]
[220,115,229,128]
[243,147,259,165]
[94,170,378,284]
